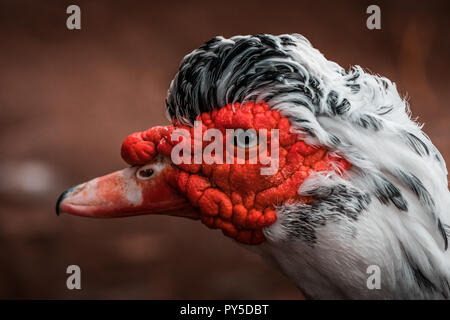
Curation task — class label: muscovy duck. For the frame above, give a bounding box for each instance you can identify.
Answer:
[56,34,450,299]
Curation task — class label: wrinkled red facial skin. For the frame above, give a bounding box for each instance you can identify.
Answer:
[121,102,351,245]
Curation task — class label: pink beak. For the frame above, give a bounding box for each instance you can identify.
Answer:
[56,158,197,219]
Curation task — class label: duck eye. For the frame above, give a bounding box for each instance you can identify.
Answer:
[233,129,258,149]
[137,168,154,180]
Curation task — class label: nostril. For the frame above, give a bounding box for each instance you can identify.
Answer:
[138,168,154,179]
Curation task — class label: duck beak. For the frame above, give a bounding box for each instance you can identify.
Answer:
[56,158,197,219]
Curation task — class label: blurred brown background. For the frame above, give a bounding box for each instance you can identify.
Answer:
[0,0,448,299]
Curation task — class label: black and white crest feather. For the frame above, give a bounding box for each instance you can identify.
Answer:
[166,34,450,299]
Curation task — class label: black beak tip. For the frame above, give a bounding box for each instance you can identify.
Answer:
[56,189,70,216]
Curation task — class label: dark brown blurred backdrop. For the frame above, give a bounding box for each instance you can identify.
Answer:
[0,0,448,299]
